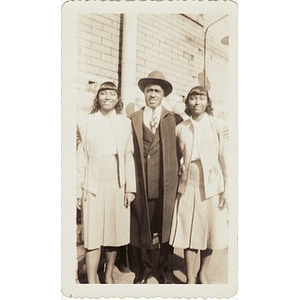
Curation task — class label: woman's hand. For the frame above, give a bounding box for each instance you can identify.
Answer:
[77,198,82,210]
[124,192,135,208]
[218,189,228,209]
[77,190,87,210]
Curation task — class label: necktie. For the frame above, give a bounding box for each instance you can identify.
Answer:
[149,109,158,135]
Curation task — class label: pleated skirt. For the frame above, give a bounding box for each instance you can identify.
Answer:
[170,160,228,250]
[82,155,130,250]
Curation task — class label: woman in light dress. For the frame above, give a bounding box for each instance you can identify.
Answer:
[170,86,228,284]
[77,82,136,283]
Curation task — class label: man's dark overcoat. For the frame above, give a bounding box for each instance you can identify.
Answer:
[129,106,182,249]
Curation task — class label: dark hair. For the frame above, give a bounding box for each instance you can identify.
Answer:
[90,81,123,114]
[184,86,214,116]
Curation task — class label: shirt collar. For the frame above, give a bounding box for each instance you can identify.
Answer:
[144,105,162,118]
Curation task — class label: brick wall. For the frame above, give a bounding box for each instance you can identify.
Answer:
[136,14,204,111]
[76,14,122,116]
[76,13,229,120]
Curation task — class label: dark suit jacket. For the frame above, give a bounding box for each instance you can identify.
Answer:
[129,106,183,248]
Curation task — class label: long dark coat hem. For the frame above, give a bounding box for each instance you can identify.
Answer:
[129,107,183,249]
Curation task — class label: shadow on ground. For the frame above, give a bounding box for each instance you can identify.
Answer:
[76,213,227,284]
[77,245,227,284]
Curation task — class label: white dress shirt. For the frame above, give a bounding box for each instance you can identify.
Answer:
[143,105,162,130]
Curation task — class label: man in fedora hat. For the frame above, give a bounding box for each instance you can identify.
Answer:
[129,71,183,284]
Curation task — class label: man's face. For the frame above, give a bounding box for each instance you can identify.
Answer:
[144,84,164,109]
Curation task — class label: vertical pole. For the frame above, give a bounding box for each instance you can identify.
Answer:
[202,15,228,89]
[121,14,138,116]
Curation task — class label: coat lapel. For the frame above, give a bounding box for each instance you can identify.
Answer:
[110,114,121,154]
[182,119,194,170]
[132,109,144,162]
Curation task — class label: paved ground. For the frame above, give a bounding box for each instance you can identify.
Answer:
[77,243,228,284]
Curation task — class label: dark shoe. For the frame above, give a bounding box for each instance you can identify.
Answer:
[155,270,168,284]
[133,267,153,284]
[165,271,174,284]
[155,270,174,284]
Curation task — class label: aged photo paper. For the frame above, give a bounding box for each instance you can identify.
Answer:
[61,0,238,298]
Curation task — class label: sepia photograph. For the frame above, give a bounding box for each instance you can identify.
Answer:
[61,0,238,298]
[3,1,300,300]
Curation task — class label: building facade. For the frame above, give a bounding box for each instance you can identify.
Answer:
[76,13,229,120]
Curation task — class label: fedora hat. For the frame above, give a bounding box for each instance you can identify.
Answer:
[138,71,173,97]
